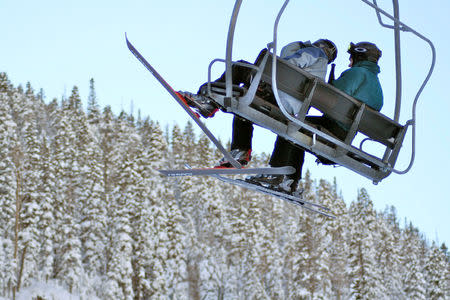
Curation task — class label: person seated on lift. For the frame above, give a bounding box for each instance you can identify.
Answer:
[179,39,336,191]
[248,41,383,195]
[180,41,382,195]
[181,40,336,151]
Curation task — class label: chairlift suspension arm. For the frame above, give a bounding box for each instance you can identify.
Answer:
[392,0,402,123]
[223,0,386,173]
[265,0,435,177]
[360,0,436,174]
[370,0,403,123]
[225,0,243,99]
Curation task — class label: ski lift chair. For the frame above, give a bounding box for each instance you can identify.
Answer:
[202,0,434,184]
[205,49,408,184]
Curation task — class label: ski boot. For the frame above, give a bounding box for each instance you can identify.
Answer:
[246,174,302,196]
[216,149,252,168]
[178,91,219,118]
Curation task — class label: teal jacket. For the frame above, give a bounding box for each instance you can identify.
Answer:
[332,61,383,111]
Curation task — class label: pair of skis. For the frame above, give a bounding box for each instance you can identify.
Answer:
[161,164,333,218]
[161,164,333,217]
[126,36,333,217]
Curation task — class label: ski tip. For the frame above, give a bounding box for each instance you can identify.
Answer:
[285,166,296,175]
[157,169,169,176]
[125,33,132,49]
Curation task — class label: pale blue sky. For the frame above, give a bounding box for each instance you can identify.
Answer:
[1,0,449,246]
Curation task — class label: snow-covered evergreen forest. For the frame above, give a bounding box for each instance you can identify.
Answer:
[0,71,449,299]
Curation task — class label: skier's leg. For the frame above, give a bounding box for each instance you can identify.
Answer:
[270,136,304,183]
[247,136,304,193]
[217,115,253,167]
[231,115,253,151]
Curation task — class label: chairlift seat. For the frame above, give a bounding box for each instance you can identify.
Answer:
[253,49,407,148]
[207,48,408,183]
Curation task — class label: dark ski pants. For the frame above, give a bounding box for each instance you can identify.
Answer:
[204,60,256,151]
[270,116,348,182]
[199,56,348,182]
[230,116,254,151]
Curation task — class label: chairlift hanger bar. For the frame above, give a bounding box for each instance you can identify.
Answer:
[225,0,243,99]
[374,0,402,123]
[222,0,397,183]
[223,0,435,177]
[358,0,436,175]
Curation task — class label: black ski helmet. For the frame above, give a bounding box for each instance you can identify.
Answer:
[313,39,337,64]
[348,42,382,63]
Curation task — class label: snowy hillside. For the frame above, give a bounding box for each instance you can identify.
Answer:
[0,72,448,299]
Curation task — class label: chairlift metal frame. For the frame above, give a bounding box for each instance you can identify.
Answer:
[203,0,435,184]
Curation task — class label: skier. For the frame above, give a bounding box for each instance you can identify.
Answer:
[247,41,384,194]
[179,39,338,175]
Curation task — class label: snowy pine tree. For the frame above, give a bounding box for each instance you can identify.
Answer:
[401,222,427,298]
[290,172,329,299]
[0,73,19,297]
[0,72,448,299]
[17,92,42,289]
[348,188,382,299]
[37,137,56,283]
[87,78,101,125]
[104,114,138,300]
[50,102,84,293]
[376,207,404,298]
[425,243,447,299]
[104,156,135,300]
[318,178,349,299]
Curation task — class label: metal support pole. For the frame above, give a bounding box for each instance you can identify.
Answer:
[361,0,436,174]
[392,0,402,122]
[225,0,243,98]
